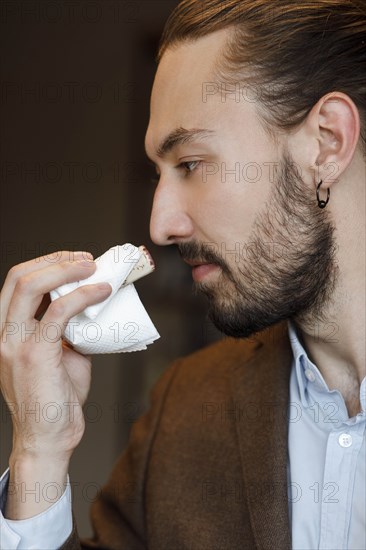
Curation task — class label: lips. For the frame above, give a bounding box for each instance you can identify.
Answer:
[191,263,218,282]
[183,259,208,267]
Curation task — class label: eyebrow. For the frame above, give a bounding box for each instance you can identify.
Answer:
[146,127,214,160]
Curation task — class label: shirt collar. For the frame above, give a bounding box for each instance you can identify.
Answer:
[287,319,335,408]
[287,319,366,416]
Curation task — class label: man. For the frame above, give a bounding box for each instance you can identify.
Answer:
[0,0,365,548]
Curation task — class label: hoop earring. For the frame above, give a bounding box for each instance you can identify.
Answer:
[316,180,330,209]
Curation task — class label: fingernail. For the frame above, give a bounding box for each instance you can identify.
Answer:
[97,283,112,292]
[73,251,94,260]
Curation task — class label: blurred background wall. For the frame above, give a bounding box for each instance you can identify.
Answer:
[0,0,222,537]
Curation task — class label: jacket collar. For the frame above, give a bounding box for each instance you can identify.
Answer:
[229,321,293,550]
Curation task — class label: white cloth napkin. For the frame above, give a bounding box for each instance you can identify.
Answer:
[50,244,160,354]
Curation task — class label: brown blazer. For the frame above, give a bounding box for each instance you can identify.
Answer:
[63,321,293,550]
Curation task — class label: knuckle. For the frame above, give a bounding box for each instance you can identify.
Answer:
[60,259,89,271]
[78,285,91,297]
[56,260,69,272]
[47,299,66,318]
[77,285,95,303]
[7,263,26,284]
[14,274,35,294]
[55,260,79,275]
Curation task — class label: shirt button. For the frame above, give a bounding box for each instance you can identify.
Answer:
[304,369,316,382]
[338,433,352,448]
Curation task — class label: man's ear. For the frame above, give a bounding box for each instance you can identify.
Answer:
[309,92,361,189]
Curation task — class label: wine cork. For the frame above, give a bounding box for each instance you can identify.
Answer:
[122,245,155,286]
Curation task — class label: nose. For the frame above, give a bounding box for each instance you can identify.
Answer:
[149,178,194,246]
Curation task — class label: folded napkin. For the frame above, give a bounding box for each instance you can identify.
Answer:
[50,244,160,354]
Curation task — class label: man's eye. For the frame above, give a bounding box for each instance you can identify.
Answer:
[149,160,200,184]
[179,160,201,173]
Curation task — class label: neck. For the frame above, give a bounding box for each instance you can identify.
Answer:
[295,318,365,417]
[294,226,365,418]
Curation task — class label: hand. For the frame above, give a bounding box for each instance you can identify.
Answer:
[0,251,112,461]
[0,250,112,519]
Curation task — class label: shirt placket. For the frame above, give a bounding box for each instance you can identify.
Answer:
[319,425,364,549]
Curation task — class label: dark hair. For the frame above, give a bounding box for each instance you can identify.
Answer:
[158,0,366,147]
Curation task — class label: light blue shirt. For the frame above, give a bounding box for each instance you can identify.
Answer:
[0,321,365,549]
[288,320,366,550]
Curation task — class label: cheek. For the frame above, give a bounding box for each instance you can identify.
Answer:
[190,181,257,245]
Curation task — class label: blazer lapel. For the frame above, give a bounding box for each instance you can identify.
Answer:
[229,322,293,550]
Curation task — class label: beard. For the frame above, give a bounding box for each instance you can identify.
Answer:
[178,152,339,339]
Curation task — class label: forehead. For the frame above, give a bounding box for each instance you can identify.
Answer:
[145,30,232,156]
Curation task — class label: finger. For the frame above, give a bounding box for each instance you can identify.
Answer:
[6,260,98,324]
[1,251,94,322]
[40,282,112,332]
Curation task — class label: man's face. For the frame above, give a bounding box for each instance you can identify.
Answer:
[145,30,338,338]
